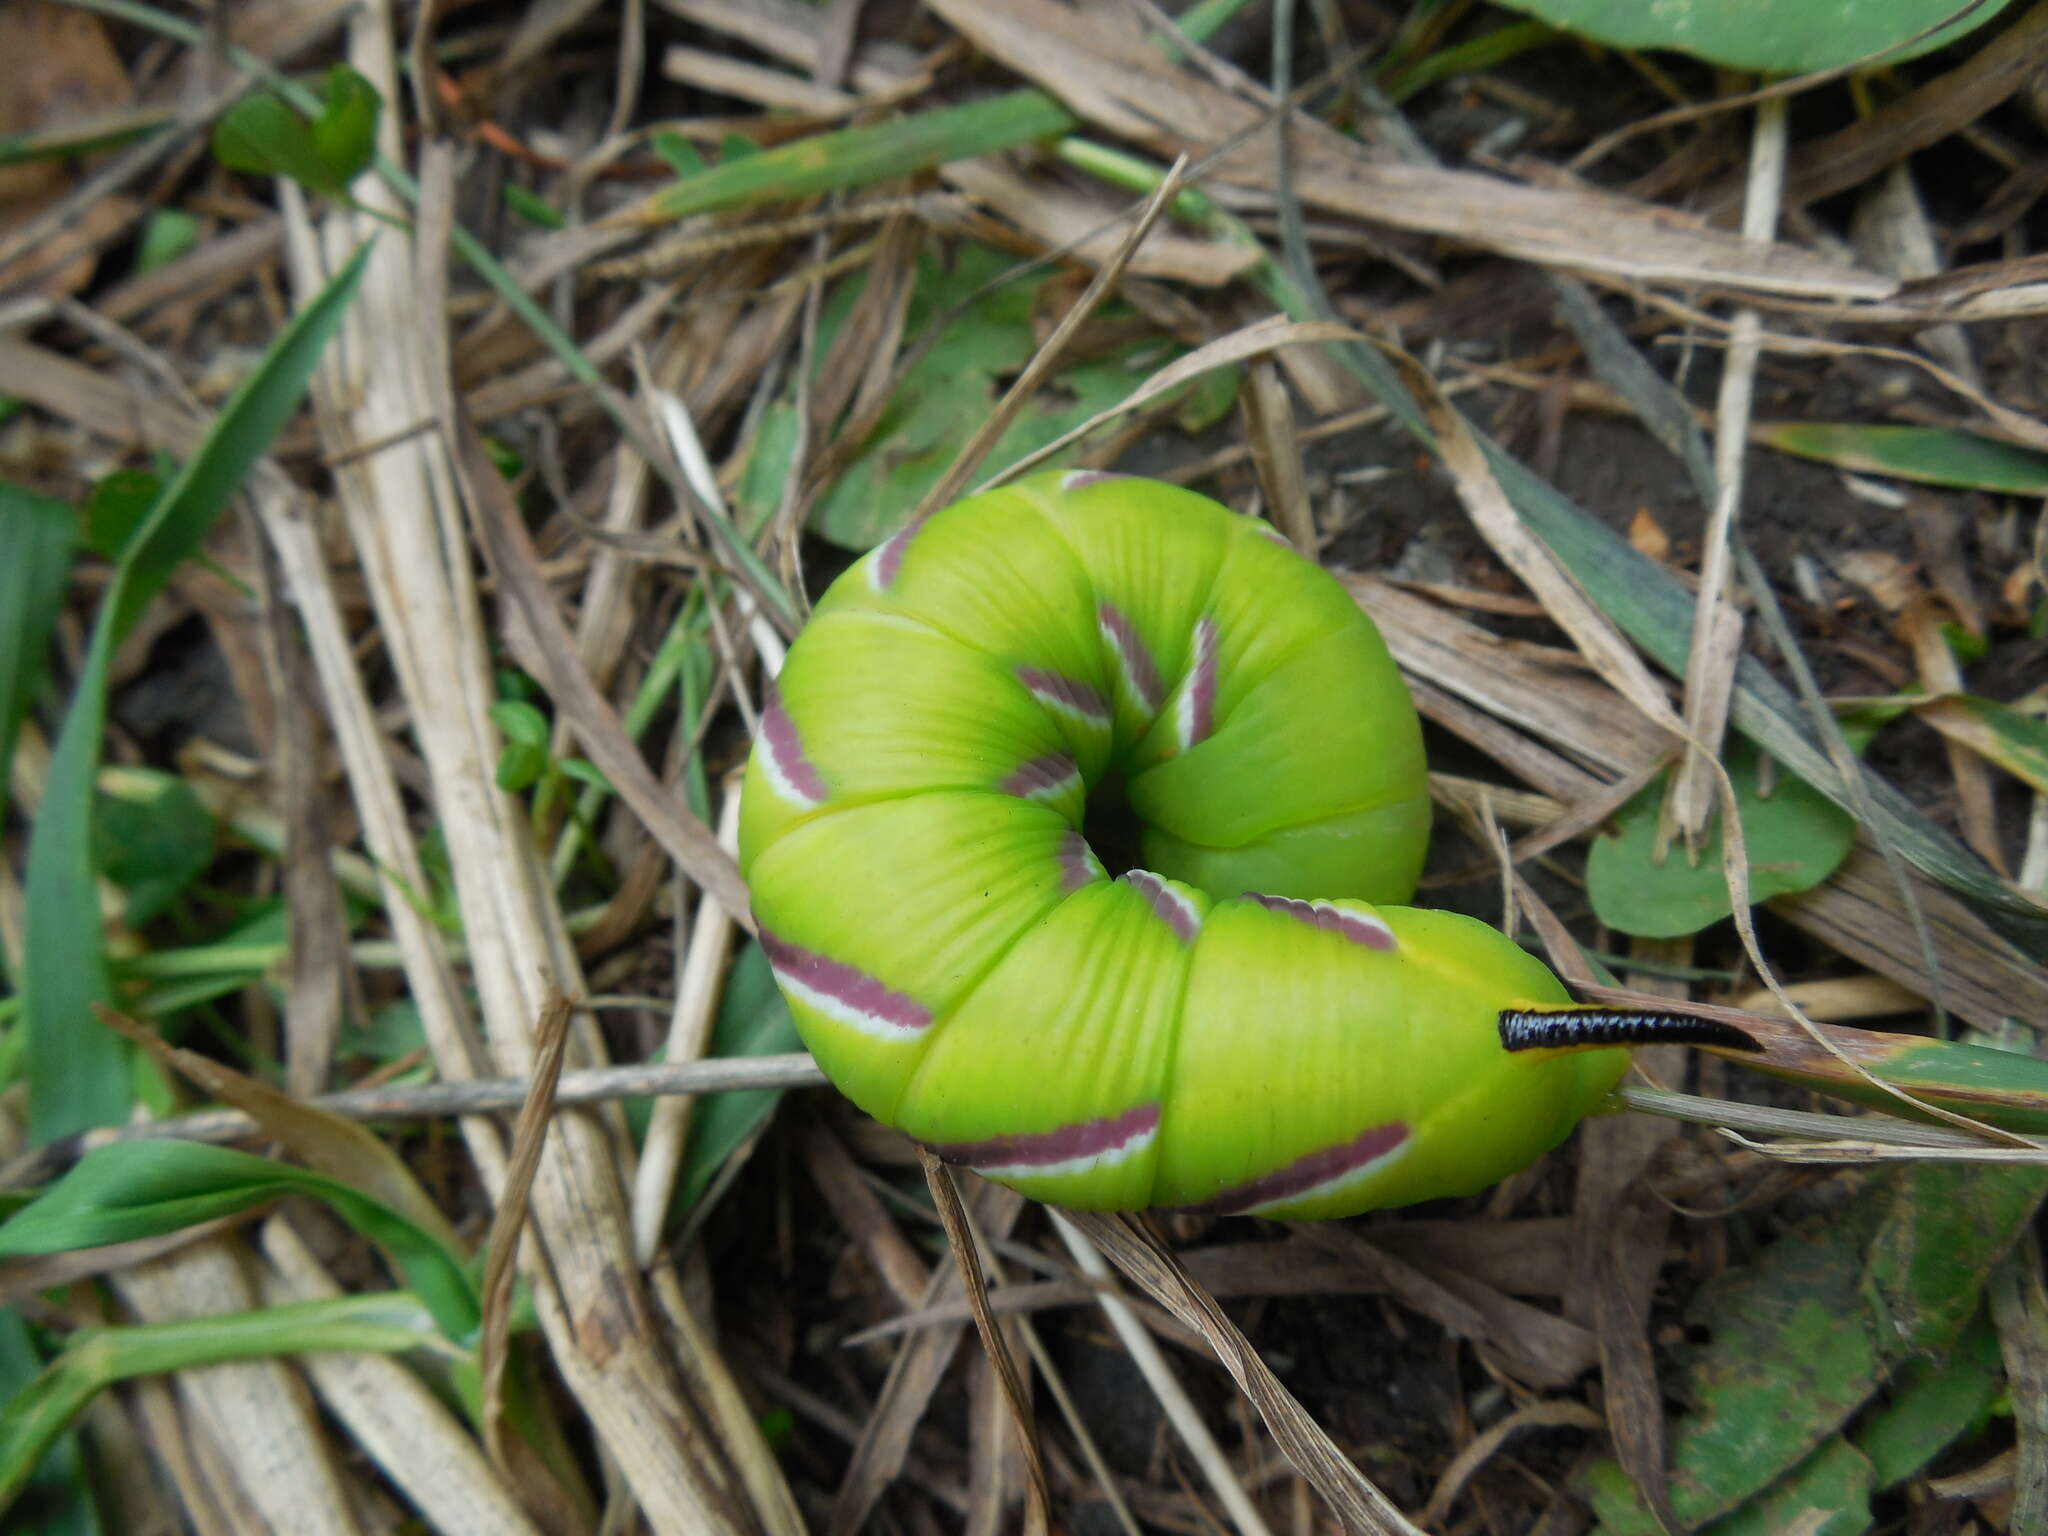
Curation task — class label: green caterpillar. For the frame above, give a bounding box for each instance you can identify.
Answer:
[741,473,1695,1219]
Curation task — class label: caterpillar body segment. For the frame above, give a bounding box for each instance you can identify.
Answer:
[740,472,1627,1216]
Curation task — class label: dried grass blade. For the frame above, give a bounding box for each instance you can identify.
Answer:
[830,1186,1028,1536]
[1671,96,1786,838]
[1050,1211,1275,1536]
[1060,1211,1425,1536]
[925,0,1891,300]
[913,155,1188,518]
[920,1152,1053,1535]
[480,992,574,1475]
[983,317,1364,491]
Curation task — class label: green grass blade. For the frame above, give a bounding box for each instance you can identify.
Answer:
[0,487,75,840]
[0,1141,479,1343]
[0,1294,439,1519]
[20,241,371,1143]
[630,89,1079,224]
[0,1309,97,1534]
[1754,421,2048,495]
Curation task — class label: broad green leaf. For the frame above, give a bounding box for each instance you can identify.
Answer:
[489,699,549,747]
[95,769,215,925]
[1853,1310,2003,1487]
[23,241,371,1142]
[1755,422,2048,496]
[496,742,548,792]
[0,487,75,840]
[0,1141,479,1343]
[1862,1163,2048,1362]
[650,130,706,177]
[1588,1164,2035,1533]
[1698,1440,1874,1536]
[213,64,381,199]
[1586,739,1856,938]
[307,64,381,192]
[1492,0,2013,72]
[213,94,331,194]
[672,939,804,1220]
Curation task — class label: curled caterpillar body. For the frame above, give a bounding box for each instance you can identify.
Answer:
[741,473,1628,1219]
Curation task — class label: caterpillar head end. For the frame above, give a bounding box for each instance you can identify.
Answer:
[1498,1006,1763,1057]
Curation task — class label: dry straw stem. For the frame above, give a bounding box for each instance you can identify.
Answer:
[258,1216,544,1536]
[1668,93,1788,840]
[1061,1211,1426,1536]
[259,14,795,1529]
[0,1055,829,1190]
[924,0,1893,300]
[632,788,746,1265]
[920,1151,1054,1536]
[479,993,575,1483]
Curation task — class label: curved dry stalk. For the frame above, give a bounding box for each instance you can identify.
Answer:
[1049,1211,1275,1536]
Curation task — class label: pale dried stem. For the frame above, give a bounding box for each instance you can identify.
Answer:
[258,1217,544,1536]
[632,786,745,1265]
[1669,94,1786,837]
[266,9,790,1527]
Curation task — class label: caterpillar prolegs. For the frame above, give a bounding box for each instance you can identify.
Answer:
[740,473,1645,1219]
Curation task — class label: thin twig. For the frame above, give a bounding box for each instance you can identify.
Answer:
[0,1055,828,1189]
[908,154,1190,520]
[481,991,575,1472]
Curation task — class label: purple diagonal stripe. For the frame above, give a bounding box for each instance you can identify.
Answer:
[931,1101,1160,1174]
[1017,666,1111,727]
[1098,603,1164,714]
[869,510,934,590]
[759,691,827,806]
[1057,831,1103,892]
[1182,1121,1410,1216]
[1245,892,1397,953]
[759,928,932,1039]
[1123,870,1200,945]
[1000,752,1080,801]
